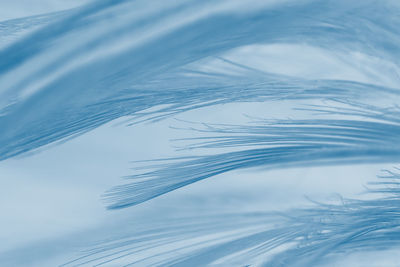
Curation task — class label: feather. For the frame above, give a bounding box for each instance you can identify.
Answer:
[1,0,400,266]
[64,169,400,266]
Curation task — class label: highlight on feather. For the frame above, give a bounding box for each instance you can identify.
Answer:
[64,169,400,266]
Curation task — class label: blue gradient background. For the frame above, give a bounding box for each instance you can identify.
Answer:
[1,1,400,266]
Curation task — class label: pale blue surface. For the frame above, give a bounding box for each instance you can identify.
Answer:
[1,0,400,266]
